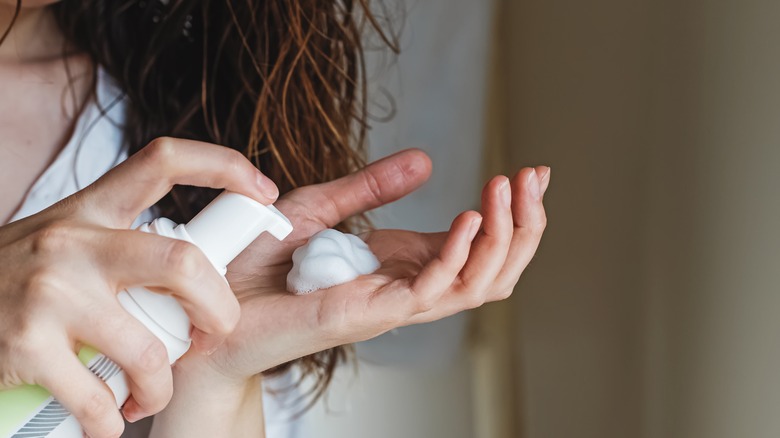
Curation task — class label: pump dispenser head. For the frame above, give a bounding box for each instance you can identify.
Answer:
[123,191,292,352]
[184,192,293,271]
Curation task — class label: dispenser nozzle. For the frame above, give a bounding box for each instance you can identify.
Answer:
[184,192,293,270]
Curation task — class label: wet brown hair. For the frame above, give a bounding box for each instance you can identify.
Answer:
[3,0,398,405]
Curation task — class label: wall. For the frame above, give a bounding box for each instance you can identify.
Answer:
[500,1,780,437]
[499,0,652,436]
[645,1,780,437]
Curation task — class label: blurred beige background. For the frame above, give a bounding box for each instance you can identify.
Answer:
[284,0,780,437]
[494,0,780,437]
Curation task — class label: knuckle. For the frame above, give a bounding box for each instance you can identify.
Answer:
[495,287,514,301]
[290,187,333,222]
[408,277,438,314]
[360,169,385,203]
[529,214,547,234]
[162,240,202,279]
[135,339,168,374]
[78,390,119,429]
[517,213,547,236]
[413,294,436,314]
[216,149,254,189]
[536,214,548,232]
[464,292,486,310]
[29,221,76,255]
[143,137,178,168]
[225,148,248,172]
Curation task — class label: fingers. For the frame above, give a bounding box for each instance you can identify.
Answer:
[76,137,278,227]
[410,167,549,324]
[410,211,482,307]
[492,167,549,297]
[72,305,172,423]
[456,176,515,295]
[286,149,432,228]
[37,348,124,438]
[95,229,240,352]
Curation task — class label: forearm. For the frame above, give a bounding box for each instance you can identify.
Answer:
[149,356,265,438]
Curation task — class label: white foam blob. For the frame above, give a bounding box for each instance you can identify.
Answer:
[287,229,381,295]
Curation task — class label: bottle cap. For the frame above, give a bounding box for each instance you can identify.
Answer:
[184,192,293,271]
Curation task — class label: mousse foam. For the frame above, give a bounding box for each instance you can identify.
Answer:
[287,229,380,295]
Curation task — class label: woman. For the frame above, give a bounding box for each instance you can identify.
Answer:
[0,0,550,436]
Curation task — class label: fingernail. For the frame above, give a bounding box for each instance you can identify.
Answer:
[468,217,482,240]
[500,177,511,207]
[257,173,279,201]
[123,406,141,423]
[540,167,551,196]
[528,169,541,201]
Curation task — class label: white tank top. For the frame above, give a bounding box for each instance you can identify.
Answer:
[5,68,297,438]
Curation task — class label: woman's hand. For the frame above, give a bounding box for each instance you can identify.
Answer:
[170,148,548,387]
[0,138,278,438]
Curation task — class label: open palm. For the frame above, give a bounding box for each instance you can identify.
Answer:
[195,149,549,382]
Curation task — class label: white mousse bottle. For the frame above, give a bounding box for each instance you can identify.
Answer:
[0,192,293,438]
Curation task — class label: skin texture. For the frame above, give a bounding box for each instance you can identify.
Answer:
[149,149,550,437]
[0,5,92,224]
[0,138,278,438]
[0,4,66,60]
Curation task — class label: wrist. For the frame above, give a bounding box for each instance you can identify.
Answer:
[149,354,264,437]
[172,351,251,393]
